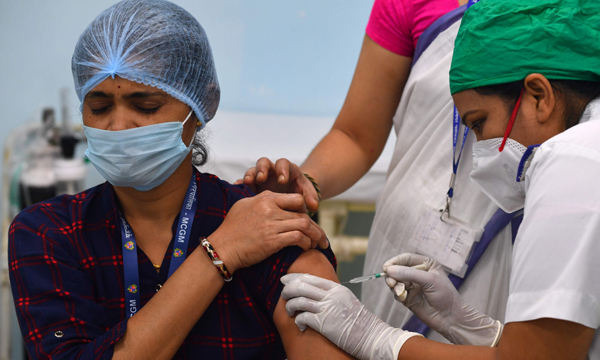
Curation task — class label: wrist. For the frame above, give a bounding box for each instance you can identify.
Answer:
[447,313,502,346]
[205,233,239,274]
[362,316,421,360]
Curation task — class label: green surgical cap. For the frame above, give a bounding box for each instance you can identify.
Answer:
[449,0,600,94]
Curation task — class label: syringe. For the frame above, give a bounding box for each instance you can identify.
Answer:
[345,272,385,284]
[345,263,429,284]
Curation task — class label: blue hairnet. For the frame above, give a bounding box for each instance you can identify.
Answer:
[72,0,220,127]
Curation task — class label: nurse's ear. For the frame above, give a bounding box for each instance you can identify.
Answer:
[522,73,557,126]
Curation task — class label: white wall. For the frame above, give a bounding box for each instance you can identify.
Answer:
[0,0,374,208]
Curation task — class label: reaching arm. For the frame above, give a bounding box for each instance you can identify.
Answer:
[300,35,410,199]
[242,35,411,205]
[281,268,596,360]
[273,250,353,359]
[398,318,595,360]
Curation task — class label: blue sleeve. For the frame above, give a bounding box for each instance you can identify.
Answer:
[9,204,127,360]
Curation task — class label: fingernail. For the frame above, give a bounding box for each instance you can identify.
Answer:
[278,175,285,183]
[245,175,251,180]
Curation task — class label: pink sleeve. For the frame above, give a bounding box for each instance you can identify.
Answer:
[366,0,459,57]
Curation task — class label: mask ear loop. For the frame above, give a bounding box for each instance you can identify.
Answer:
[181,109,194,127]
[498,88,524,152]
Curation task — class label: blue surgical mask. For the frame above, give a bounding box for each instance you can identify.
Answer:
[83,110,194,191]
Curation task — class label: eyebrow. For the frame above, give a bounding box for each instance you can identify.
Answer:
[124,92,167,100]
[85,91,167,100]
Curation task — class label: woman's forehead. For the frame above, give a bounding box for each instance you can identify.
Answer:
[88,77,167,97]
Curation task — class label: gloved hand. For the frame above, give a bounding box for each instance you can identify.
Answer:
[383,253,503,346]
[281,273,421,360]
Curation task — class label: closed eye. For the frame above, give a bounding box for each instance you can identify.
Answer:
[134,105,161,114]
[470,118,486,134]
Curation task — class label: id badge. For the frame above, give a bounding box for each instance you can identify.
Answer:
[411,207,483,277]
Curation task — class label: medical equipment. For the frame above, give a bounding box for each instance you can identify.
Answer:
[1,89,89,360]
[347,272,385,284]
[347,262,430,285]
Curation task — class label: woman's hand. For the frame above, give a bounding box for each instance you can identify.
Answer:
[383,253,502,346]
[237,157,320,213]
[208,191,328,273]
[280,273,420,360]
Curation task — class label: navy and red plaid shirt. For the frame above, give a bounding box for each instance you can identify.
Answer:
[9,170,336,359]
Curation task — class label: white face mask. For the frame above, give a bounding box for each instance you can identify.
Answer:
[470,137,527,213]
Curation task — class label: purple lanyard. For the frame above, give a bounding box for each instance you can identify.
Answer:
[119,175,198,318]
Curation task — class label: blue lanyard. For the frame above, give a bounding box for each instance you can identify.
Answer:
[119,175,198,318]
[441,0,478,219]
[442,106,469,219]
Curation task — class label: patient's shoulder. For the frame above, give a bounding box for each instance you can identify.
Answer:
[240,246,337,314]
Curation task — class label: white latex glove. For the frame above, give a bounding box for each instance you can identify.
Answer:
[383,253,503,346]
[281,273,421,360]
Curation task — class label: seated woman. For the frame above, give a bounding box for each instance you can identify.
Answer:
[8,1,351,359]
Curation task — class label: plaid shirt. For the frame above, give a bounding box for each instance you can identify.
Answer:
[9,170,336,359]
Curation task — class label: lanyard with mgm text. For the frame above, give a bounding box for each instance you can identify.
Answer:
[119,175,198,318]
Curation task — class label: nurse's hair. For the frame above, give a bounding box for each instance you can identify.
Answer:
[475,80,600,130]
[72,0,218,166]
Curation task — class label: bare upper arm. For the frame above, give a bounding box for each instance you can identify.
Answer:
[273,249,353,360]
[398,318,595,360]
[497,318,595,360]
[332,35,412,164]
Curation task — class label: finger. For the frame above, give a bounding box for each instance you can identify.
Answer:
[385,265,434,286]
[295,311,320,333]
[297,174,320,213]
[281,278,329,301]
[283,273,339,292]
[285,297,321,317]
[385,276,397,289]
[255,157,275,183]
[276,217,324,248]
[242,167,257,184]
[383,253,431,271]
[318,236,330,250]
[233,178,244,185]
[271,192,307,213]
[281,273,304,285]
[274,158,291,184]
[393,283,408,302]
[277,231,312,251]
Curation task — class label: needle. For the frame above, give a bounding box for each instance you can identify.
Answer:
[344,272,385,284]
[344,263,429,285]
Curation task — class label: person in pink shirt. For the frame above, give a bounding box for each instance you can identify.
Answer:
[242,1,524,356]
[367,0,459,58]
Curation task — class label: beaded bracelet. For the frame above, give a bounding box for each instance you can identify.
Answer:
[201,238,233,282]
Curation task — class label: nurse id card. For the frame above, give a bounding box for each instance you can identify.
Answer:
[411,207,483,277]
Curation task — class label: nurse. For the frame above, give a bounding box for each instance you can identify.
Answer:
[281,0,600,359]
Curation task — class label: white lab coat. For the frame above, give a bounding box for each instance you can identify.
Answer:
[506,99,600,359]
[361,19,514,343]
